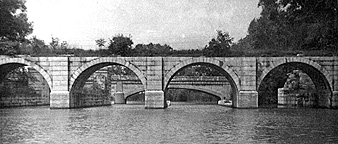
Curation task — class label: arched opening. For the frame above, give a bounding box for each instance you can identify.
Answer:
[125,90,145,105]
[70,63,145,108]
[0,63,50,108]
[164,63,238,106]
[258,62,332,108]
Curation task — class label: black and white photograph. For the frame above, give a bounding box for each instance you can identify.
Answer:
[1,0,337,143]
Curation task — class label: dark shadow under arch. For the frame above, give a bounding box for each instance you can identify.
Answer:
[166,87,222,101]
[70,63,145,108]
[0,63,51,107]
[258,62,332,108]
[125,90,145,103]
[0,58,52,90]
[167,86,224,99]
[164,62,237,106]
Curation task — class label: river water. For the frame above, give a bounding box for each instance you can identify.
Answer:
[1,104,337,144]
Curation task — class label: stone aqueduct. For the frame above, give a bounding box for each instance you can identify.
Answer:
[0,56,337,109]
[109,76,232,103]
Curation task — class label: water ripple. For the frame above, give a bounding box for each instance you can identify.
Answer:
[1,105,338,143]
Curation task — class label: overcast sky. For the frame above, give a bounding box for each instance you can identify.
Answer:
[26,0,261,50]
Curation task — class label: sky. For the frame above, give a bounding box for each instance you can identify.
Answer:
[26,0,261,50]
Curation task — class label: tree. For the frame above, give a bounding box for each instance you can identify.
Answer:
[133,43,173,56]
[108,34,133,56]
[17,36,47,55]
[0,0,33,55]
[95,38,106,49]
[203,30,233,57]
[49,37,59,49]
[30,36,46,54]
[243,0,337,52]
[0,41,19,55]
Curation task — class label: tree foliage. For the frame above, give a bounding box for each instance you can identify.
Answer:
[95,38,106,49]
[133,43,173,56]
[241,0,337,51]
[0,0,33,55]
[49,37,59,49]
[108,34,133,56]
[203,30,233,57]
[0,0,33,41]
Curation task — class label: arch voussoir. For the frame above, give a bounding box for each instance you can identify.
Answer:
[70,57,147,91]
[164,57,241,92]
[259,57,333,91]
[0,57,53,90]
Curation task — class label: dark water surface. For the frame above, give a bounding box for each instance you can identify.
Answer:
[1,104,338,144]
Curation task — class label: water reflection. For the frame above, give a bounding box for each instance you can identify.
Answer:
[1,105,338,143]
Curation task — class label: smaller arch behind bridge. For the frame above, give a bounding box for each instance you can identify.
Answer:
[124,88,145,100]
[164,57,240,91]
[69,57,147,108]
[167,85,228,100]
[70,57,147,91]
[164,57,240,106]
[120,77,231,103]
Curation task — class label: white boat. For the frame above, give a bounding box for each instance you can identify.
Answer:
[218,99,232,106]
[166,100,171,106]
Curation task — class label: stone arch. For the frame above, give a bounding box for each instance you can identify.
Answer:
[167,85,224,100]
[258,57,332,91]
[258,57,333,107]
[124,88,144,99]
[70,57,147,91]
[0,57,53,90]
[164,57,240,91]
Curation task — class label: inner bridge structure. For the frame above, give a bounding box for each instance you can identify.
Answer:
[0,56,337,109]
[102,76,232,104]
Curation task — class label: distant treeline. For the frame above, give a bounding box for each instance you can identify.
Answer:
[1,0,337,57]
[11,33,336,58]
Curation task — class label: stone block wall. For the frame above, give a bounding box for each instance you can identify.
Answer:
[0,67,50,108]
[278,88,316,107]
[72,92,110,107]
[0,95,49,107]
[333,91,338,108]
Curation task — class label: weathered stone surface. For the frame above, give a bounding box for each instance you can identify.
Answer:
[234,91,258,108]
[332,91,338,108]
[114,92,125,104]
[50,91,70,108]
[317,90,331,108]
[116,81,123,92]
[145,91,165,109]
[71,92,111,108]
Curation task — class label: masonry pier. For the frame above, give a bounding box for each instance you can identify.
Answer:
[50,91,70,108]
[114,82,125,104]
[145,91,166,109]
